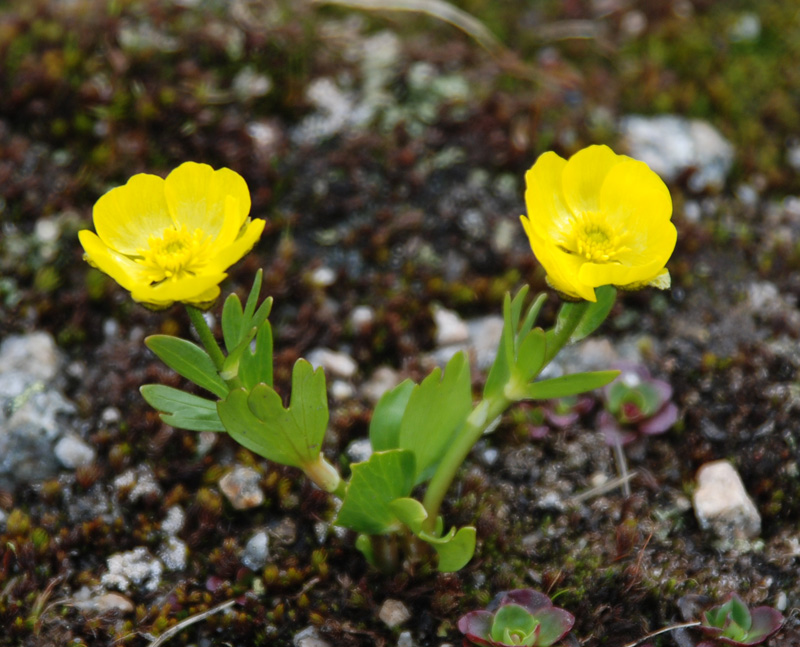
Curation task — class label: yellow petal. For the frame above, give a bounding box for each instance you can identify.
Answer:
[93,174,172,254]
[164,162,251,239]
[78,229,151,291]
[520,215,596,302]
[599,158,672,232]
[562,145,624,216]
[206,217,266,274]
[524,152,571,243]
[577,255,666,288]
[130,273,225,308]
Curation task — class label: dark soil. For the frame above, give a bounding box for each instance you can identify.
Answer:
[2,1,800,646]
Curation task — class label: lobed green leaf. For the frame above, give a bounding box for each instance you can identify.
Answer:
[523,370,620,400]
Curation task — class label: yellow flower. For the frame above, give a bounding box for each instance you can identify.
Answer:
[79,162,265,308]
[520,145,676,302]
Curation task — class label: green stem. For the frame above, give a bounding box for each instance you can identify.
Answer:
[542,300,590,366]
[422,395,510,532]
[422,297,591,532]
[186,305,226,371]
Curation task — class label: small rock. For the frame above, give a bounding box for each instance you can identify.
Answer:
[293,625,331,647]
[350,305,375,331]
[54,434,96,469]
[346,438,373,464]
[73,590,135,615]
[620,115,734,192]
[242,531,270,570]
[0,332,62,382]
[466,315,504,370]
[330,380,355,401]
[219,466,264,510]
[693,460,761,543]
[271,517,298,546]
[434,307,470,347]
[159,536,187,571]
[307,348,358,379]
[102,547,163,593]
[379,599,411,628]
[309,266,336,287]
[361,366,401,404]
[397,631,416,647]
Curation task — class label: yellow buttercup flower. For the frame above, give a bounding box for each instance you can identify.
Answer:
[79,162,265,308]
[520,145,676,302]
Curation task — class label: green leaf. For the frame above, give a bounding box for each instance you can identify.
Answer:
[516,292,547,349]
[398,352,472,484]
[221,293,244,353]
[483,295,514,400]
[421,525,476,573]
[388,498,476,572]
[569,285,616,343]
[217,388,304,467]
[369,379,415,451]
[729,595,752,631]
[490,605,538,645]
[145,335,229,399]
[509,285,530,330]
[523,370,620,400]
[140,384,225,432]
[220,325,258,379]
[514,328,546,383]
[216,359,329,468]
[241,269,264,333]
[335,450,416,534]
[239,321,274,389]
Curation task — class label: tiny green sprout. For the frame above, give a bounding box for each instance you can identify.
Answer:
[698,593,784,647]
[458,589,575,647]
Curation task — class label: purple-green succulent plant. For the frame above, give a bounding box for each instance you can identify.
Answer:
[598,363,678,446]
[697,593,784,646]
[458,589,575,647]
[529,395,595,439]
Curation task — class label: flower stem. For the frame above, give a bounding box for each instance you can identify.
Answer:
[422,297,591,533]
[186,305,227,371]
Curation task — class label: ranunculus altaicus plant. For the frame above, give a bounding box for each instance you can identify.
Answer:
[597,363,678,446]
[458,589,575,647]
[79,146,676,574]
[520,145,676,302]
[698,593,784,646]
[79,161,265,308]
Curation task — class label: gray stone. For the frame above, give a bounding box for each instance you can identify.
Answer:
[293,625,331,647]
[620,115,734,192]
[54,434,96,469]
[330,379,355,402]
[219,466,264,510]
[307,347,358,379]
[242,531,270,570]
[101,547,163,593]
[434,307,470,347]
[0,332,62,382]
[397,631,416,647]
[466,315,504,370]
[693,460,761,543]
[361,366,401,404]
[379,599,411,628]
[0,332,78,489]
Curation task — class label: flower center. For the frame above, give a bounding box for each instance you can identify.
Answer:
[137,225,212,283]
[569,212,629,263]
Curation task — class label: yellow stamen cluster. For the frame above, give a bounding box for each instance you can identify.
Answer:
[139,226,212,282]
[570,213,629,262]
